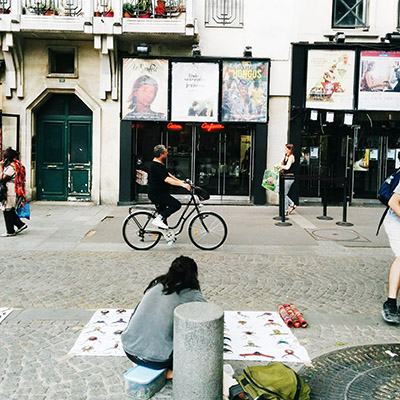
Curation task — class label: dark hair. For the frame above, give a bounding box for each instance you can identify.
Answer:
[153,144,166,158]
[285,144,294,154]
[3,147,18,164]
[144,256,201,295]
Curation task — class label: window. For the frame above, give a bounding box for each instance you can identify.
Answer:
[333,0,368,29]
[205,0,244,28]
[398,0,400,28]
[48,47,77,78]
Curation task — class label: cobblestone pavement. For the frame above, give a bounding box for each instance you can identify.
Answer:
[0,203,398,399]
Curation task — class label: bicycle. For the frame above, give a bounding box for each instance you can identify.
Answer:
[122,180,228,251]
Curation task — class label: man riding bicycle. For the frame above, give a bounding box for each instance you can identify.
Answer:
[148,144,191,229]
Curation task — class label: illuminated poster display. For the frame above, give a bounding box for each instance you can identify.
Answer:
[222,60,269,122]
[306,50,355,110]
[358,51,400,110]
[171,62,219,122]
[122,58,168,121]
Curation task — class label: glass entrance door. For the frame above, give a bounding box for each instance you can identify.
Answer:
[195,126,252,197]
[352,129,399,200]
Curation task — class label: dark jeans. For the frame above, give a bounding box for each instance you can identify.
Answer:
[3,208,24,234]
[148,193,181,222]
[125,352,173,370]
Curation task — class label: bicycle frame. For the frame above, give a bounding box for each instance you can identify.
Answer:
[164,190,203,237]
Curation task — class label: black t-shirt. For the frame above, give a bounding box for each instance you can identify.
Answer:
[148,161,169,196]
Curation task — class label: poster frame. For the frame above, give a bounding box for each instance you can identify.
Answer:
[305,48,356,111]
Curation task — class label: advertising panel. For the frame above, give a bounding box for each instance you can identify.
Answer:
[358,51,400,110]
[122,58,168,121]
[221,60,269,122]
[306,50,355,110]
[171,62,219,122]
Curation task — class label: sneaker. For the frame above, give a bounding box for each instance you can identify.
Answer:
[381,301,400,324]
[15,224,28,234]
[152,215,168,229]
[1,232,16,237]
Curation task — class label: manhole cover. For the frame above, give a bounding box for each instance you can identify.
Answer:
[306,229,369,242]
[298,344,400,399]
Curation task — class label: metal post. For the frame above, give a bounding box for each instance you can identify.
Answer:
[317,177,333,220]
[336,177,353,226]
[275,174,291,226]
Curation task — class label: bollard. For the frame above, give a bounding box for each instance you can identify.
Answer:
[173,302,224,400]
[336,177,353,227]
[275,174,292,226]
[317,178,333,220]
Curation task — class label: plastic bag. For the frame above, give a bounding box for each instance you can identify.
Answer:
[262,168,279,192]
[16,202,30,220]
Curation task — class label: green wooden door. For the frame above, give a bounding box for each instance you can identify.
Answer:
[37,95,92,201]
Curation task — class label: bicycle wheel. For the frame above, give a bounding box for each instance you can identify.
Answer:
[188,212,227,250]
[122,211,162,250]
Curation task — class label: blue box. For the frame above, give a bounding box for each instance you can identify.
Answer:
[124,365,166,399]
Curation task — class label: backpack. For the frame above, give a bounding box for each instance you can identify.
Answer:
[376,168,400,235]
[230,363,310,400]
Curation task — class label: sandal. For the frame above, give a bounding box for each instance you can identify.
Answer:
[288,204,297,215]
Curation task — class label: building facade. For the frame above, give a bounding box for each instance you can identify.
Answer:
[0,0,399,205]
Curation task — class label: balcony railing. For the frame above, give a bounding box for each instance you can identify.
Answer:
[0,0,195,36]
[14,0,186,18]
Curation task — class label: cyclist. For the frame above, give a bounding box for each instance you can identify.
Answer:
[148,144,191,229]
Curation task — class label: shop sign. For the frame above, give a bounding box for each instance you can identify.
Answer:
[221,60,269,122]
[358,51,400,111]
[122,58,168,121]
[167,122,183,130]
[201,122,224,132]
[171,62,219,122]
[306,50,355,110]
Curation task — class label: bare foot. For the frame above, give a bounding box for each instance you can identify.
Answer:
[165,369,173,380]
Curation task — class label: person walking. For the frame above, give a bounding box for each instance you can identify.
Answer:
[382,161,400,323]
[121,256,207,379]
[148,144,191,230]
[276,144,296,215]
[0,147,27,237]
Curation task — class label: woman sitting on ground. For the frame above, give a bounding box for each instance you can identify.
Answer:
[121,256,206,378]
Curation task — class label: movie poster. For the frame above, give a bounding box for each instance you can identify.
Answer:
[358,51,400,110]
[306,50,355,110]
[222,60,269,122]
[171,62,219,122]
[122,58,168,121]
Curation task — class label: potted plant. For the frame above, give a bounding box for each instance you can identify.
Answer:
[104,8,114,17]
[137,0,151,18]
[123,2,134,18]
[155,0,166,17]
[27,1,48,15]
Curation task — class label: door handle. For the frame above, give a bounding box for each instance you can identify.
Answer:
[74,165,84,169]
[47,165,57,168]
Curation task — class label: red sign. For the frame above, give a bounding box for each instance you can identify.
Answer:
[201,123,225,132]
[167,122,183,131]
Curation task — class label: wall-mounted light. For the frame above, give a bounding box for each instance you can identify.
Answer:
[192,44,201,57]
[134,43,151,55]
[381,32,400,43]
[243,46,252,58]
[332,32,345,43]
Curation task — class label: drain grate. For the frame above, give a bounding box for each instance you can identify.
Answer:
[298,344,400,399]
[305,229,370,242]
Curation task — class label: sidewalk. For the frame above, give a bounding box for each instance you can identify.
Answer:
[0,201,397,399]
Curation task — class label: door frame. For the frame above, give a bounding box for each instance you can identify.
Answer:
[24,87,101,204]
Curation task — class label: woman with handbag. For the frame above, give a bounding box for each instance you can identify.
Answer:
[0,147,27,237]
[275,144,296,216]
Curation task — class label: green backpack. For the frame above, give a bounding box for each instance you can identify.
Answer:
[233,363,310,400]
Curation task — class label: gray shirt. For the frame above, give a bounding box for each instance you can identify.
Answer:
[121,283,206,362]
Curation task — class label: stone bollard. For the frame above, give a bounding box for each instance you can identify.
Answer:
[173,302,224,400]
